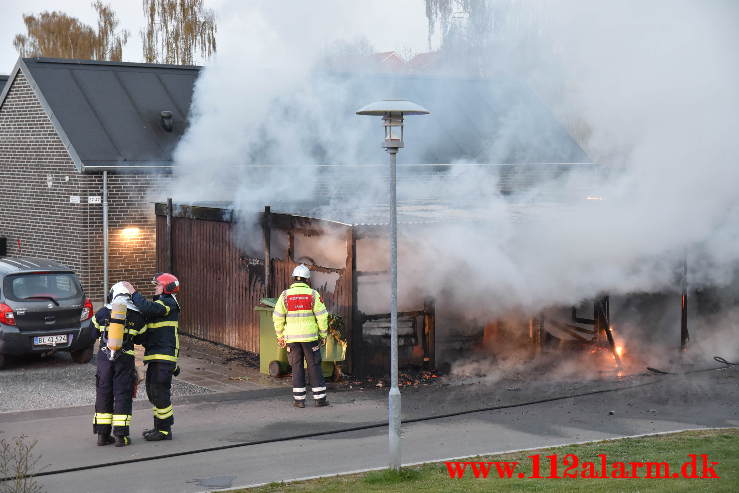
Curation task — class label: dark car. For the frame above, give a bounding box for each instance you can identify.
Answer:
[0,257,96,368]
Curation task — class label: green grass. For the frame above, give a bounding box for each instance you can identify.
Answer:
[226,428,739,492]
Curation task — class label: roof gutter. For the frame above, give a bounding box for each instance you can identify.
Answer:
[81,164,174,173]
[84,162,595,171]
[81,161,599,174]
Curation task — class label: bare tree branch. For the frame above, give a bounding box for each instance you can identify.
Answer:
[141,0,217,65]
[12,3,128,61]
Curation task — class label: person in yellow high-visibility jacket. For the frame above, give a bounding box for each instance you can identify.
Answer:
[273,264,329,407]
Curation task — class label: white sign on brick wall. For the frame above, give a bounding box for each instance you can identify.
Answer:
[69,196,80,204]
[88,196,102,204]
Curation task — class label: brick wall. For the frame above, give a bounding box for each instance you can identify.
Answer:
[0,71,86,279]
[0,70,172,301]
[81,172,171,300]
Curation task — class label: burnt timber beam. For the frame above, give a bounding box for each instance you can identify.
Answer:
[269,212,351,236]
[681,256,689,351]
[154,202,234,222]
[166,197,173,274]
[362,310,425,322]
[348,226,359,376]
[356,270,389,277]
[263,206,271,297]
[423,298,436,370]
[597,296,622,368]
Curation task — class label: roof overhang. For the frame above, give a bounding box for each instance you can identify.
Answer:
[154,201,464,239]
[81,162,175,173]
[0,60,19,108]
[0,58,87,173]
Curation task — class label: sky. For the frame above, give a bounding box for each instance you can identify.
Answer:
[0,0,430,72]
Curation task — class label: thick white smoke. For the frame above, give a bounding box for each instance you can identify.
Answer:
[403,0,739,313]
[170,0,739,361]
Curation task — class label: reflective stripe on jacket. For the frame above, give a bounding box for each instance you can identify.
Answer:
[131,292,180,362]
[92,306,147,356]
[273,282,329,343]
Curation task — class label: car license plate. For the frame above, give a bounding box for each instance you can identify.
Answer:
[33,335,68,345]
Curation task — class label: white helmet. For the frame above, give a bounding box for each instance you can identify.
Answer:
[109,282,130,302]
[106,281,140,312]
[292,264,311,279]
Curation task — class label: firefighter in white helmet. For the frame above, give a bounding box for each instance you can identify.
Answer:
[273,264,330,407]
[92,282,147,447]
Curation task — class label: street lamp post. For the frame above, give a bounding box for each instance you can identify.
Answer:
[356,100,430,470]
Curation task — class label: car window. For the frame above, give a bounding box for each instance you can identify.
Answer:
[3,273,82,301]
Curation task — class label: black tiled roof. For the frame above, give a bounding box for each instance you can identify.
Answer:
[11,58,589,173]
[22,58,199,169]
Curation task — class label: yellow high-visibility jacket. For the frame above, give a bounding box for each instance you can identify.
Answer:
[273,282,329,343]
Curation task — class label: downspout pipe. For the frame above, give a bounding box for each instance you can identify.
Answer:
[103,171,109,302]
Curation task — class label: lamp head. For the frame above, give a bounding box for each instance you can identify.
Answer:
[356,100,430,150]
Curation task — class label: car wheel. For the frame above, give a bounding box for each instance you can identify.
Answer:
[71,345,94,364]
[0,353,5,369]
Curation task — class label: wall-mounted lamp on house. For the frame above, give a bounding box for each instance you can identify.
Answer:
[356,99,429,471]
[120,227,141,241]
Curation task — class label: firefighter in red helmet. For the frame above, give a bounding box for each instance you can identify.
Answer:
[121,273,180,441]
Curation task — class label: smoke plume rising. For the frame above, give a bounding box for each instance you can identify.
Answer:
[169,0,739,364]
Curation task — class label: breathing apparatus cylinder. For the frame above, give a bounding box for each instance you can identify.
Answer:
[106,301,127,358]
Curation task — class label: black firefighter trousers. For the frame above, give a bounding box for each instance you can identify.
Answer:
[287,342,326,402]
[94,351,136,437]
[145,361,175,431]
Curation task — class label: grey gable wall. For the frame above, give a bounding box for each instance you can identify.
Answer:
[0,71,86,276]
[0,69,170,301]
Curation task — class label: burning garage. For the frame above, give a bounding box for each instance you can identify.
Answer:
[153,56,739,380]
[150,70,625,377]
[157,199,718,380]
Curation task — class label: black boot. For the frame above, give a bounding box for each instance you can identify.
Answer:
[97,434,115,446]
[144,429,172,441]
[293,400,305,408]
[315,397,329,407]
[114,436,130,447]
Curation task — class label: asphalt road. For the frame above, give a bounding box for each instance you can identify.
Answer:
[1,365,736,493]
[0,350,211,413]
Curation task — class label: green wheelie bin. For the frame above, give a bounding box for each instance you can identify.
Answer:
[256,298,289,377]
[256,298,347,379]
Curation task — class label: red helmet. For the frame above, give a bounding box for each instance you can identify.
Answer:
[153,273,179,294]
